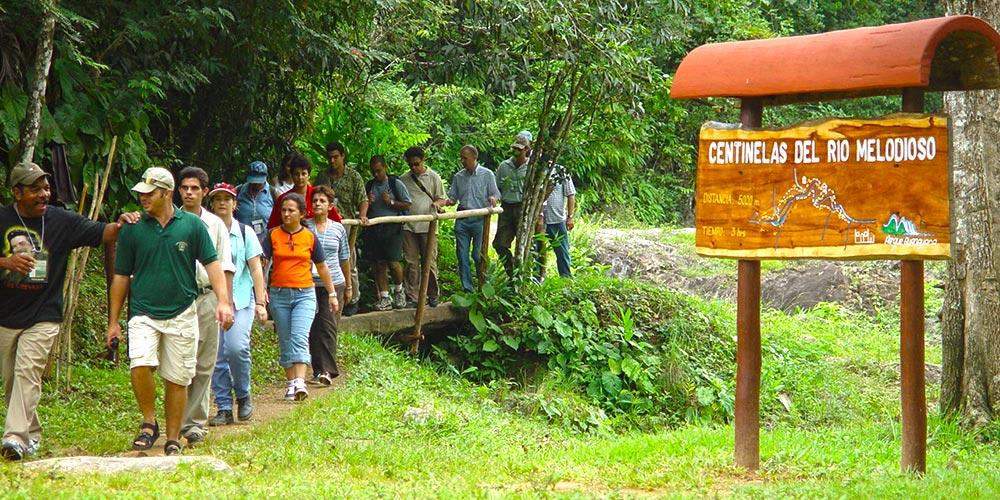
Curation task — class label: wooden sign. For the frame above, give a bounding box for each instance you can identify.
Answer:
[695,114,950,259]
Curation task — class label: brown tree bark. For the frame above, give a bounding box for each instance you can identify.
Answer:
[941,1,1000,428]
[15,1,58,165]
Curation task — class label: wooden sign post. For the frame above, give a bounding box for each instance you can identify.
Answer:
[670,14,1000,477]
[701,105,949,474]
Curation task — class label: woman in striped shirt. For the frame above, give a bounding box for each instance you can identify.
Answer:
[305,185,351,385]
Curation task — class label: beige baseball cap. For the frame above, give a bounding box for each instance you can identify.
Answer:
[8,162,50,188]
[132,167,175,193]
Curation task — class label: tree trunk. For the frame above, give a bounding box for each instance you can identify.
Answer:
[941,0,1000,428]
[15,1,58,165]
[512,66,584,276]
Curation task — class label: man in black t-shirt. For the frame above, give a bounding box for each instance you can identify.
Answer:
[0,162,139,461]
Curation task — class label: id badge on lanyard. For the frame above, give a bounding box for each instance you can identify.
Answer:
[27,249,48,283]
[252,217,265,237]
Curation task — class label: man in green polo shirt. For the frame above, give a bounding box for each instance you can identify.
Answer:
[106,167,234,456]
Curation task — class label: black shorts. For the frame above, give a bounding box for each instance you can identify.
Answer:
[362,223,404,262]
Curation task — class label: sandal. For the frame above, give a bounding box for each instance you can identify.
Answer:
[164,439,182,456]
[132,421,159,450]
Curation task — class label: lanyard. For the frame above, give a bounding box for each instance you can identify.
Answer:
[13,205,44,252]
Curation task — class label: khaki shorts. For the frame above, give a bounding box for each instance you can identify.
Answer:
[128,303,198,386]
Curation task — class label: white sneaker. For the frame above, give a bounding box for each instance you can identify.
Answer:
[284,381,296,401]
[293,378,308,401]
[392,286,406,309]
[374,296,392,311]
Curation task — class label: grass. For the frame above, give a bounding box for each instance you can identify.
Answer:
[0,223,992,497]
[3,332,999,497]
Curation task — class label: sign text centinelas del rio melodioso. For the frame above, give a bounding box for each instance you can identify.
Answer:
[695,114,950,260]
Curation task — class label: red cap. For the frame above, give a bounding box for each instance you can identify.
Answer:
[208,182,238,199]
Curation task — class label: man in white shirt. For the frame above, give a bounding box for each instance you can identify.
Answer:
[176,167,235,445]
[399,147,446,307]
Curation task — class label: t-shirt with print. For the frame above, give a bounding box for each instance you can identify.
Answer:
[0,205,105,329]
[315,166,366,219]
[262,226,326,289]
[305,219,349,286]
[228,221,264,310]
[366,177,412,218]
[115,208,218,320]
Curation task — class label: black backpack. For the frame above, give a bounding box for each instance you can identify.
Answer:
[365,175,409,215]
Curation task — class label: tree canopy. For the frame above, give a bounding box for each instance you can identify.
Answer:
[1,0,942,218]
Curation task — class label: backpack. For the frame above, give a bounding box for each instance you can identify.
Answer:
[365,175,409,215]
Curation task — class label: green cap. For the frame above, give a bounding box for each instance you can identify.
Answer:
[9,162,50,188]
[132,167,175,193]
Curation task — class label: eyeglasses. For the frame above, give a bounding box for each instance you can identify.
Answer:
[408,162,421,167]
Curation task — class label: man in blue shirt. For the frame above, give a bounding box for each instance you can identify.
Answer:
[445,145,500,292]
[235,161,274,241]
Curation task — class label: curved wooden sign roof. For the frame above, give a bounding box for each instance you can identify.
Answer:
[671,15,1000,105]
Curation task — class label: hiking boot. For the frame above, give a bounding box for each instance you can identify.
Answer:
[392,287,407,309]
[374,296,392,311]
[209,410,234,427]
[237,397,254,421]
[343,302,359,317]
[26,438,39,456]
[284,381,297,401]
[0,438,25,461]
[183,428,207,446]
[427,297,438,308]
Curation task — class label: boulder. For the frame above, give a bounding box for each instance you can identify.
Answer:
[762,263,851,313]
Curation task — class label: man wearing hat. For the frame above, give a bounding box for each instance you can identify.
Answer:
[493,132,533,277]
[106,167,233,456]
[235,160,274,242]
[0,162,139,460]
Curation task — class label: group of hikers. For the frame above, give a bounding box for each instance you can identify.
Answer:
[0,131,577,459]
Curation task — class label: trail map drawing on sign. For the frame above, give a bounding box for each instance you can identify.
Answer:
[750,169,875,247]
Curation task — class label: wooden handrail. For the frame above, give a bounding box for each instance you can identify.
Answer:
[335,205,503,350]
[340,206,503,227]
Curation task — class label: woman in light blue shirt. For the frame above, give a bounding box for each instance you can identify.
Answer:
[305,185,351,385]
[207,183,267,425]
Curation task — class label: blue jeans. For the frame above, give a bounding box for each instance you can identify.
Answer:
[269,287,316,368]
[454,217,484,292]
[547,222,572,278]
[211,305,253,410]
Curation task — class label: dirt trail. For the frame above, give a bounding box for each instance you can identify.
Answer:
[121,376,345,458]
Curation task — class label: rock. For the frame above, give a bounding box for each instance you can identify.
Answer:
[762,263,851,313]
[402,406,442,424]
[777,393,793,412]
[24,455,232,473]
